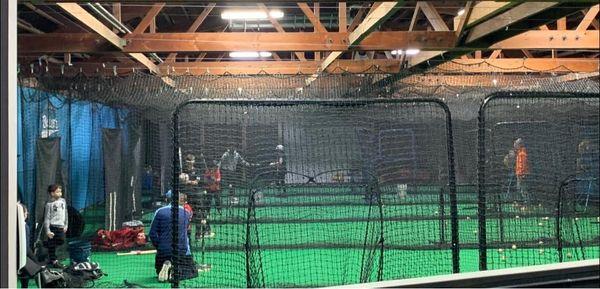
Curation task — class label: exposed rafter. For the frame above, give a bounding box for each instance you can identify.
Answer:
[348,5,368,32]
[417,1,449,31]
[132,3,165,34]
[166,3,215,63]
[578,4,599,31]
[317,2,402,75]
[339,2,347,33]
[297,2,327,32]
[466,2,559,43]
[55,2,169,83]
[258,3,306,61]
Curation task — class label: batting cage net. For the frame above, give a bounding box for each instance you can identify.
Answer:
[171,100,457,287]
[477,93,600,271]
[15,67,599,288]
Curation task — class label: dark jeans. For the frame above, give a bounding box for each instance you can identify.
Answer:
[155,253,198,280]
[45,226,65,263]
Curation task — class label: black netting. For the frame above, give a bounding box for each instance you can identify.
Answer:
[477,93,599,270]
[172,100,457,287]
[16,69,599,288]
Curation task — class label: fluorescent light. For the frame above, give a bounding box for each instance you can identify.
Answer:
[229,51,272,58]
[269,10,284,19]
[221,9,284,20]
[391,49,420,55]
[457,9,465,16]
[405,49,420,55]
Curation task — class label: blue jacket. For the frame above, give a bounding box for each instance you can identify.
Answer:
[149,205,191,256]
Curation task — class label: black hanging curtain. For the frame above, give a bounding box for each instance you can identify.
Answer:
[35,137,62,224]
[102,129,122,231]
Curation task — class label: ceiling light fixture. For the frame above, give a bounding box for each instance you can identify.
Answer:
[229,51,272,58]
[221,9,284,20]
[405,49,421,55]
[457,9,465,16]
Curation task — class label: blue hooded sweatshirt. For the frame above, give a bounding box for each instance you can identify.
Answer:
[149,205,191,256]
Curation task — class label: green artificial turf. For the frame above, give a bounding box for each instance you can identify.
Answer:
[31,185,598,288]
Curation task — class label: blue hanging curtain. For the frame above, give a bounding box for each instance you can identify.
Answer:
[18,85,131,215]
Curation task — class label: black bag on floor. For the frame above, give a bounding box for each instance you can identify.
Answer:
[39,268,67,288]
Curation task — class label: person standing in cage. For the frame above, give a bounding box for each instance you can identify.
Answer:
[218,147,252,187]
[269,145,287,195]
[514,138,530,204]
[503,149,516,200]
[198,160,221,238]
[179,154,207,240]
[576,140,598,207]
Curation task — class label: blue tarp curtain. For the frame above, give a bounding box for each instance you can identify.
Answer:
[17,86,129,222]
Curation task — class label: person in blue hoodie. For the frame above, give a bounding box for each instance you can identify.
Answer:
[149,193,198,282]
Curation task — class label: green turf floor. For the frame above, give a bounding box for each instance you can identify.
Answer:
[40,185,598,288]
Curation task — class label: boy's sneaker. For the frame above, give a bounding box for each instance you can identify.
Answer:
[197,263,212,272]
[203,231,215,238]
[158,261,172,282]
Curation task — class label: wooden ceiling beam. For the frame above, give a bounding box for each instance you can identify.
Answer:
[348,6,368,32]
[56,2,162,77]
[166,3,215,62]
[23,3,65,26]
[132,3,165,34]
[455,1,517,30]
[417,2,449,31]
[26,58,599,76]
[311,1,401,84]
[488,50,502,59]
[466,2,559,43]
[258,3,306,61]
[577,4,599,31]
[490,30,599,50]
[339,2,347,33]
[557,17,567,30]
[297,2,327,32]
[20,31,456,53]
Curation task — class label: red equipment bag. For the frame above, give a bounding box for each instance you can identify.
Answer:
[92,226,147,251]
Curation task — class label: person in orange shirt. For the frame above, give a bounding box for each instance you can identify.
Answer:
[514,138,530,202]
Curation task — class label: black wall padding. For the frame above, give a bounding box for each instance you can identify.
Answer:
[124,136,143,218]
[35,137,62,224]
[102,129,123,231]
